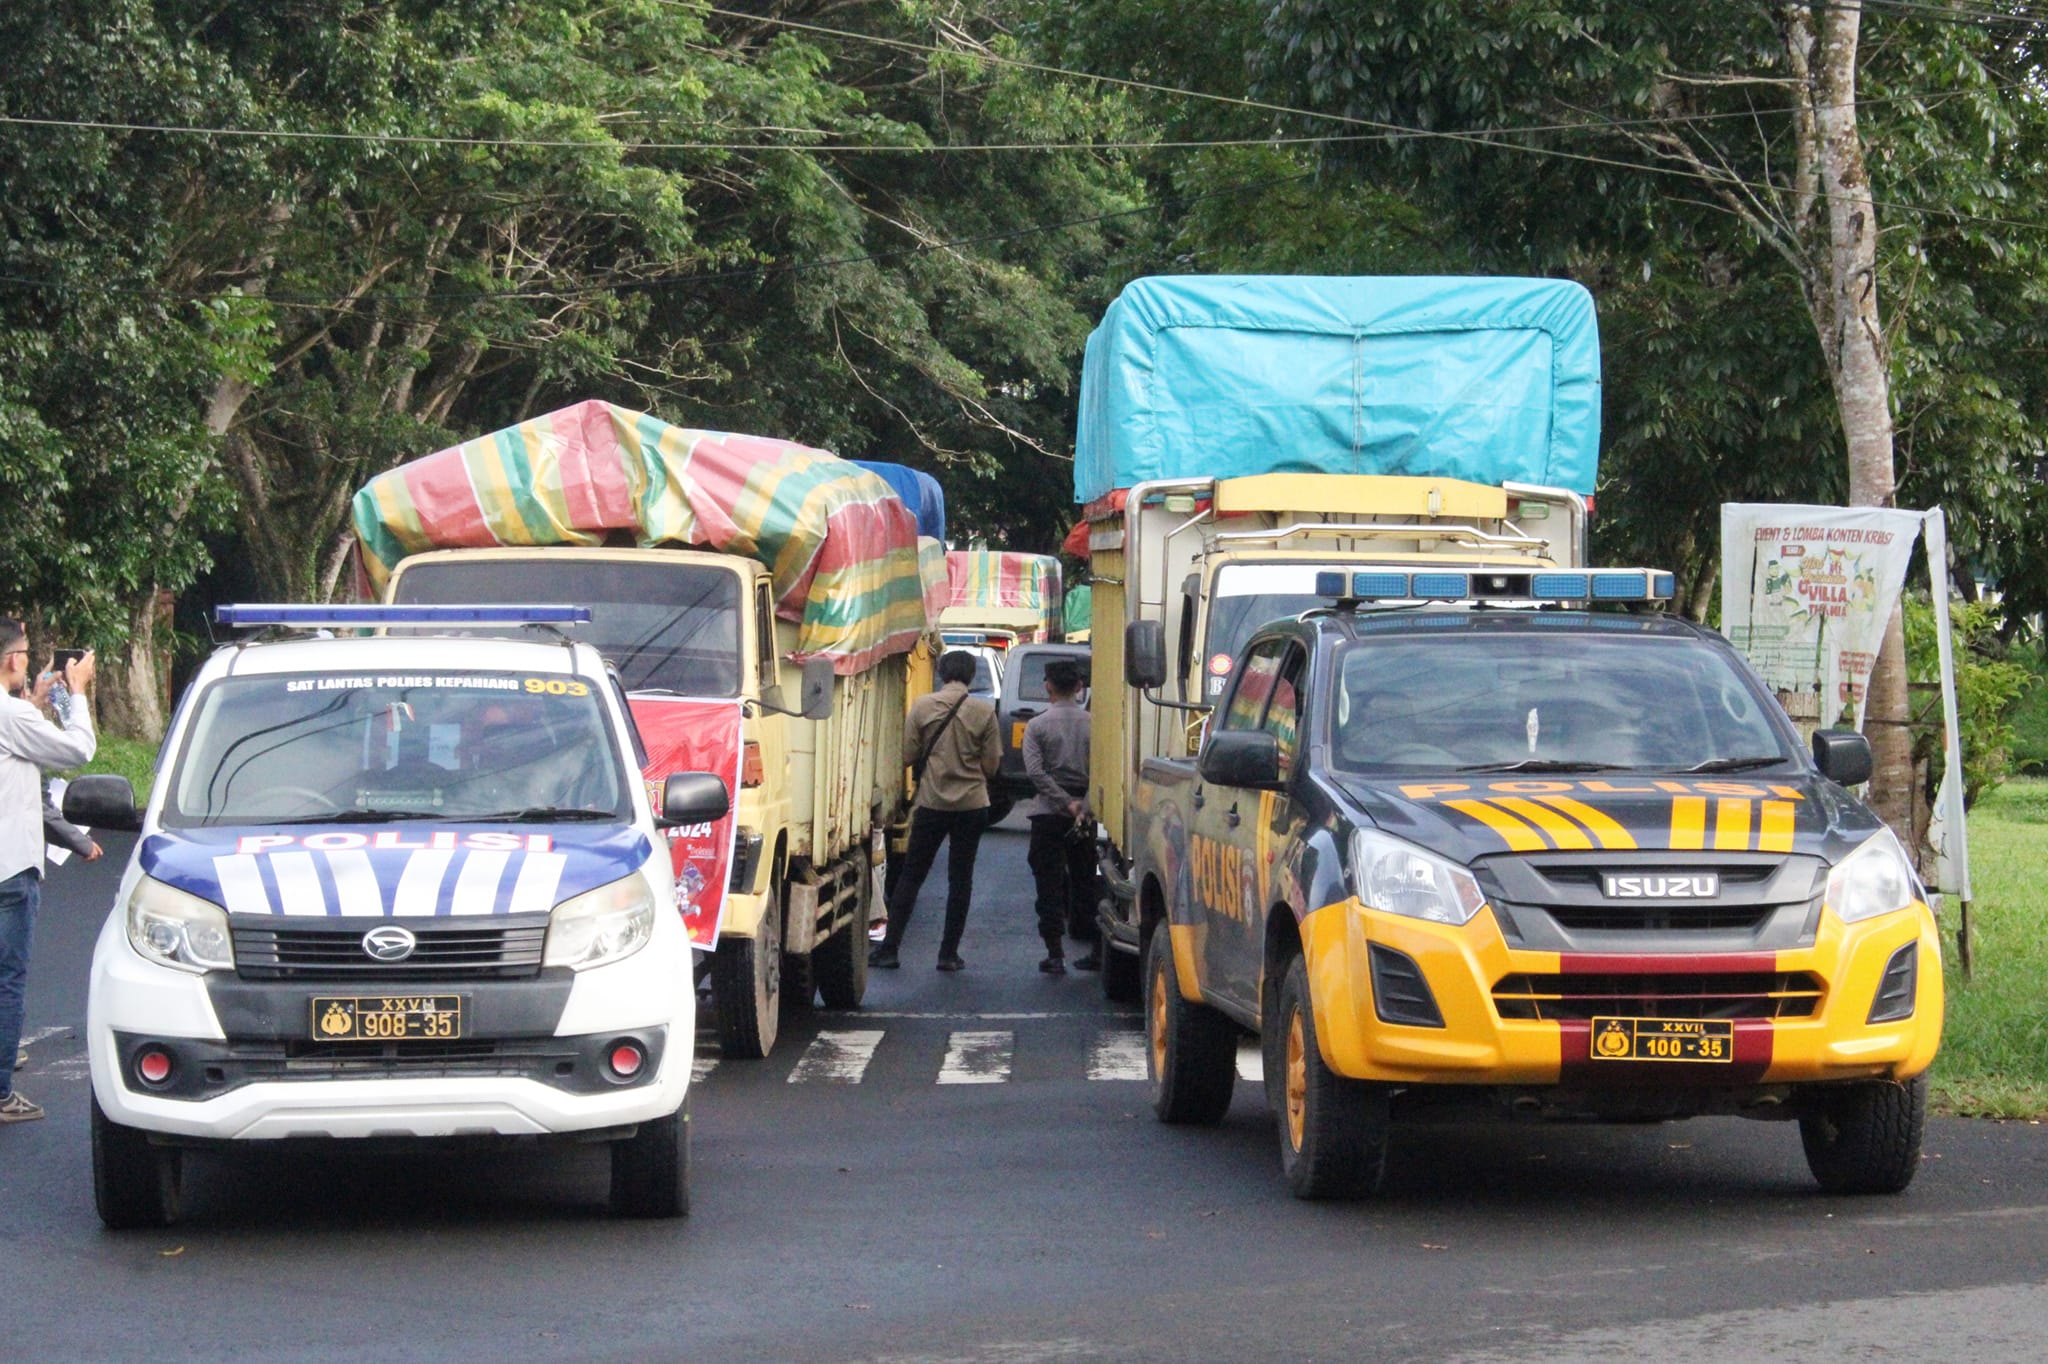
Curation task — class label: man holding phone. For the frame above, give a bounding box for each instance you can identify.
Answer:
[0,620,95,1122]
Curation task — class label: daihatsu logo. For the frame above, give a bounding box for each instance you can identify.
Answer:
[1602,874,1720,900]
[362,925,418,962]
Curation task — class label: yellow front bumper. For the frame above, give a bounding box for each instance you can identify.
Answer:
[1297,895,1943,1086]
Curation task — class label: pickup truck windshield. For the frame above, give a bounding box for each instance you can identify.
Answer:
[393,559,742,696]
[1330,629,1794,773]
[163,671,630,827]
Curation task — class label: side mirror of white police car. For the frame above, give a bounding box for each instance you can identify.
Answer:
[62,774,142,832]
[660,772,732,828]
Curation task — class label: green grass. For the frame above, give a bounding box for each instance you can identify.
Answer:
[1930,776,2048,1117]
[66,732,159,804]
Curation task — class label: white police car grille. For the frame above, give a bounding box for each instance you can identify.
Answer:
[231,917,549,981]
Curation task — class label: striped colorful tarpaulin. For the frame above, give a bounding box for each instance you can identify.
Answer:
[945,550,1061,614]
[917,539,951,626]
[351,400,932,673]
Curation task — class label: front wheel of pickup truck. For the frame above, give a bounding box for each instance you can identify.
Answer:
[92,1096,182,1230]
[1273,955,1389,1200]
[610,1095,691,1218]
[711,886,782,1058]
[1798,1075,1927,1195]
[1145,929,1235,1124]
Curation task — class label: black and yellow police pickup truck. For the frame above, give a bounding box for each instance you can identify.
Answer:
[1126,569,1942,1199]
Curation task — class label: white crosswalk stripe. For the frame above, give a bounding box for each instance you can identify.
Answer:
[1086,1030,1149,1082]
[936,1031,1012,1085]
[787,1029,885,1084]
[691,1055,720,1083]
[1236,1037,1263,1083]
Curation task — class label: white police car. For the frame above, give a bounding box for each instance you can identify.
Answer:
[69,605,727,1227]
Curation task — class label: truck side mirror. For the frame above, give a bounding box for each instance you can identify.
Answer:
[1125,620,1167,690]
[798,655,835,720]
[1812,728,1872,786]
[660,772,731,827]
[1200,730,1281,789]
[62,773,142,833]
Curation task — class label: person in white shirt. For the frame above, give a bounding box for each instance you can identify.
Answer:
[0,620,96,1122]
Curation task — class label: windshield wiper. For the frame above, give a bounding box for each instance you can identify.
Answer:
[466,807,620,823]
[1684,755,1788,773]
[1455,759,1630,774]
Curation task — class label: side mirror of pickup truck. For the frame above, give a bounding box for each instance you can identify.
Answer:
[660,772,732,827]
[1812,728,1872,786]
[1125,620,1167,690]
[797,655,835,720]
[62,773,142,833]
[1200,729,1282,789]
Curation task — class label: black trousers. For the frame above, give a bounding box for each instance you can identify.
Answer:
[883,806,988,958]
[1027,814,1100,953]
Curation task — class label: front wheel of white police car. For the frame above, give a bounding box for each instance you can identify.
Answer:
[85,631,702,1224]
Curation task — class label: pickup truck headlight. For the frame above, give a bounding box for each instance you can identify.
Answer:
[1825,828,1923,924]
[1350,828,1488,926]
[127,877,235,973]
[544,874,656,970]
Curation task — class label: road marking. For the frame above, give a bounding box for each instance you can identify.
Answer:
[788,1029,884,1084]
[691,1055,720,1083]
[1236,1037,1263,1083]
[937,1031,1013,1085]
[1087,1031,1148,1081]
[19,1025,67,1048]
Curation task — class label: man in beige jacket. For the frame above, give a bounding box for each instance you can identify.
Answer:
[870,651,1001,971]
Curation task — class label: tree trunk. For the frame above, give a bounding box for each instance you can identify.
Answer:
[93,590,170,745]
[1811,2,1912,836]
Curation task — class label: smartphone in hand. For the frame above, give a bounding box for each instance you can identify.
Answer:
[50,648,87,672]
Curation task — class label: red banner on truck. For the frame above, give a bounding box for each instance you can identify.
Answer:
[629,695,745,949]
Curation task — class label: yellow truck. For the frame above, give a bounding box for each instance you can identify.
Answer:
[354,401,938,1058]
[1081,277,1941,1197]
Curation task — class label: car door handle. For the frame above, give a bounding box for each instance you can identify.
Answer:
[1225,805,1241,828]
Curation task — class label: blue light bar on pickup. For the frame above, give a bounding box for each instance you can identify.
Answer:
[1590,572,1648,599]
[1352,572,1411,598]
[1531,573,1589,598]
[215,604,592,627]
[1410,572,1471,599]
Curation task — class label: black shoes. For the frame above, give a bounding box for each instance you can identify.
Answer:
[1039,955,1066,975]
[936,953,966,972]
[1072,951,1102,971]
[868,946,900,969]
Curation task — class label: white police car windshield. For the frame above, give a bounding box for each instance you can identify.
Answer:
[164,670,630,827]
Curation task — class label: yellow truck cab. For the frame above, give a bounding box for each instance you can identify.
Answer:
[354,403,935,1060]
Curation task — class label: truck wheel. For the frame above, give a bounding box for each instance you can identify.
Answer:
[1272,954,1389,1199]
[1100,941,1142,1005]
[1145,928,1236,1125]
[812,917,868,1010]
[610,1095,691,1218]
[1799,1075,1927,1194]
[92,1095,182,1229]
[711,886,781,1059]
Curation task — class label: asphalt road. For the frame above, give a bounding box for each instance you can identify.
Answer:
[3,822,2045,1362]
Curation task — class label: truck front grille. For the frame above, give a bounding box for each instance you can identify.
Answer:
[1493,971,1823,1022]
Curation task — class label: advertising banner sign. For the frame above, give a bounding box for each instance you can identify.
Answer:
[1720,505,1921,728]
[628,695,745,948]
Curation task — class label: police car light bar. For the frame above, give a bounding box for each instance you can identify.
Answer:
[1312,568,1675,605]
[215,604,593,628]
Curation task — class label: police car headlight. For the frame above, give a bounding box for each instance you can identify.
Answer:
[1825,828,1922,924]
[126,877,235,974]
[1350,829,1488,927]
[544,875,656,970]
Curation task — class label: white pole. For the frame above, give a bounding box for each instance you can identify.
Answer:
[1922,509,1973,970]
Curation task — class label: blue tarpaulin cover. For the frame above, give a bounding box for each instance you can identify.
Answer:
[854,460,947,541]
[1074,276,1601,503]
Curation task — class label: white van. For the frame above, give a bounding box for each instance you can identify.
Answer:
[71,605,727,1226]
